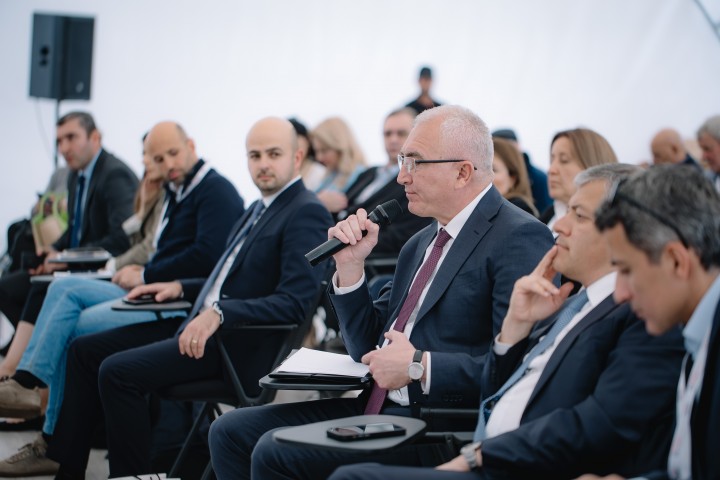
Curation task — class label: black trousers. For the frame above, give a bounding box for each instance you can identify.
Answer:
[209,395,457,480]
[0,270,49,327]
[0,271,30,326]
[46,317,225,477]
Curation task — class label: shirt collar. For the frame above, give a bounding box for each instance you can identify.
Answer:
[581,271,617,309]
[440,182,493,239]
[261,176,302,208]
[684,272,720,358]
[79,148,102,179]
[168,158,204,194]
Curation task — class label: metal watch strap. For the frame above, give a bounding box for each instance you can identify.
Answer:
[461,441,482,471]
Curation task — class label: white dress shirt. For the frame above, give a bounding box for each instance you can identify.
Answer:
[200,177,302,312]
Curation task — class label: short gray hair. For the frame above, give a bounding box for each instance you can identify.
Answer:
[595,165,720,269]
[575,163,642,201]
[415,105,494,176]
[697,114,720,141]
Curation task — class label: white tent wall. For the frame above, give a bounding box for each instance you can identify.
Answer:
[1,0,719,251]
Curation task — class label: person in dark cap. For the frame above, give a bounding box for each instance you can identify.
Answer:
[405,66,443,114]
[493,128,552,212]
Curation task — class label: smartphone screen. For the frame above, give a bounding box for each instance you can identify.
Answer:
[326,422,406,441]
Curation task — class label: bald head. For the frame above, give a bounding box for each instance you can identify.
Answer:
[246,117,301,196]
[650,128,686,165]
[146,121,198,186]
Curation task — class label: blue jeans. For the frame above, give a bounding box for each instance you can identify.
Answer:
[17,277,187,434]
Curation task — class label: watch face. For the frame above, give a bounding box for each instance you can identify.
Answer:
[408,362,424,380]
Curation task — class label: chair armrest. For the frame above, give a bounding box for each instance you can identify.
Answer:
[419,408,479,421]
[273,414,427,453]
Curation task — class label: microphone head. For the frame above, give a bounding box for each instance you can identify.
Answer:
[369,200,403,226]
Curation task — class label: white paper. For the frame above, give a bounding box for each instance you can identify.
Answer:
[275,347,369,377]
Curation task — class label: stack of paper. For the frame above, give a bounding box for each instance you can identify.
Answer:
[270,348,370,382]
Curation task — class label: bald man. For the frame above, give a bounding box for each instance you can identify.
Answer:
[650,128,700,168]
[0,121,243,476]
[698,115,720,191]
[44,118,333,479]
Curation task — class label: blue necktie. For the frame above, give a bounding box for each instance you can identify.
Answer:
[186,201,266,319]
[473,290,589,441]
[70,174,86,248]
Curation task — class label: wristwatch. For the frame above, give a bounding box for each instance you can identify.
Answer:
[460,441,482,471]
[407,349,424,381]
[211,301,224,324]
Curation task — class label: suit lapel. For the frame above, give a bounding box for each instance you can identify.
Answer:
[346,167,378,204]
[527,295,619,406]
[226,181,303,278]
[414,187,503,321]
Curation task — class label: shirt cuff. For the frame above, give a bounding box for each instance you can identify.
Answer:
[332,271,366,294]
[140,267,146,285]
[105,257,116,274]
[493,334,512,355]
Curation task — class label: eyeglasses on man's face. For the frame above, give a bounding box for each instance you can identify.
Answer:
[608,179,689,247]
[397,154,478,174]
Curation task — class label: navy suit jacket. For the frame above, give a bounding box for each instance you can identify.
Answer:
[143,163,244,283]
[646,296,720,480]
[329,186,554,410]
[479,297,685,479]
[54,148,138,255]
[341,166,431,255]
[178,180,333,393]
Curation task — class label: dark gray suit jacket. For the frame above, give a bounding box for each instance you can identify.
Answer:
[54,148,138,255]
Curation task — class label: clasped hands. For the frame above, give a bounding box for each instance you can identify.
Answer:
[127,281,221,359]
[361,330,418,390]
[113,264,145,289]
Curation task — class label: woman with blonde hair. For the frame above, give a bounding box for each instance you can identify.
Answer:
[541,127,618,227]
[492,138,538,217]
[311,117,367,214]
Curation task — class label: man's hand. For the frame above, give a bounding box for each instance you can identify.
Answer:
[127,281,182,302]
[113,265,145,289]
[361,331,417,390]
[178,308,221,359]
[436,452,479,472]
[330,209,380,287]
[30,251,66,275]
[500,246,575,345]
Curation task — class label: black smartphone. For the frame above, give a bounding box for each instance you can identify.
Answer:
[326,423,406,441]
[122,294,156,305]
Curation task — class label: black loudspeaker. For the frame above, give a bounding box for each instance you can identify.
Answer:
[29,13,95,101]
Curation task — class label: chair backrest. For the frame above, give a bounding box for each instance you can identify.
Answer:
[212,277,330,408]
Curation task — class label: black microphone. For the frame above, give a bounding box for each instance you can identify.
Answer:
[305,199,403,266]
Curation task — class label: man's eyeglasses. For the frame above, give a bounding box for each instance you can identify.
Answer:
[608,179,688,247]
[397,154,477,174]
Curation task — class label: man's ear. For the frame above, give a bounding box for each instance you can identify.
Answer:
[455,161,474,187]
[665,241,692,280]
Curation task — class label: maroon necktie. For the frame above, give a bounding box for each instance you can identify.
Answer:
[364,228,452,414]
